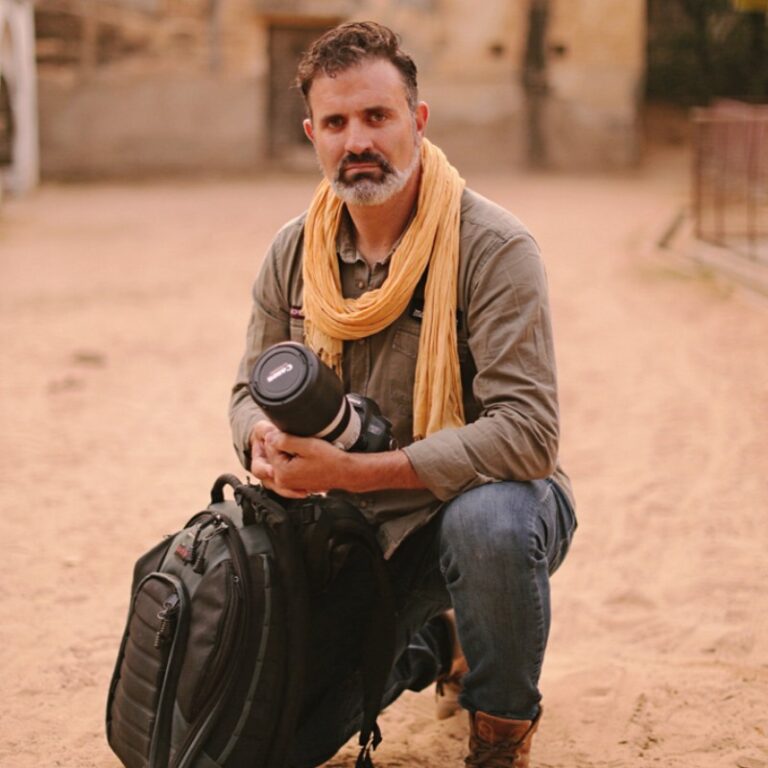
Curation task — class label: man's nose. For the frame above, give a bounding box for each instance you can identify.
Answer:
[344,121,374,155]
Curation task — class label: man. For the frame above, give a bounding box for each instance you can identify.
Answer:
[229,21,576,768]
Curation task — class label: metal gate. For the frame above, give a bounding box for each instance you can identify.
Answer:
[692,101,768,263]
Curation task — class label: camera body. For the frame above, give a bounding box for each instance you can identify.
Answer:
[249,342,395,453]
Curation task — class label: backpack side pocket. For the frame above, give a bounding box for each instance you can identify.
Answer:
[175,559,242,723]
[107,573,188,768]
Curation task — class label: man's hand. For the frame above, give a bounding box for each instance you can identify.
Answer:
[263,431,344,496]
[248,420,306,499]
[249,421,340,498]
[248,420,277,481]
[249,420,427,497]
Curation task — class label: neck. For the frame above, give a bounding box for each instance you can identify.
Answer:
[346,167,421,267]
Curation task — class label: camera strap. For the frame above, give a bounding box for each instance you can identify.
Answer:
[408,265,463,329]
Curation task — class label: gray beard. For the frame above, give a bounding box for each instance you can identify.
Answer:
[330,144,421,207]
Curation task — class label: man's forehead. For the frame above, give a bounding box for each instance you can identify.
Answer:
[307,58,410,113]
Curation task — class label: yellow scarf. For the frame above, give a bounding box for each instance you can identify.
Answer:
[302,138,465,440]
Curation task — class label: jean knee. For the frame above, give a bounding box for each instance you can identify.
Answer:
[438,481,547,579]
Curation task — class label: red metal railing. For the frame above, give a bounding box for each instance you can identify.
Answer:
[692,101,768,263]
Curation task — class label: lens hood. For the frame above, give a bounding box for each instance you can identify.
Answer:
[249,342,346,437]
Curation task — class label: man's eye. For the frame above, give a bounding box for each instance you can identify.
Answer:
[369,112,387,123]
[325,117,345,129]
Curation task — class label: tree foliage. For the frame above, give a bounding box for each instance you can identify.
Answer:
[646,0,768,104]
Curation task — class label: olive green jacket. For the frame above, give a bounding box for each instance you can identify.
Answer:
[230,188,574,557]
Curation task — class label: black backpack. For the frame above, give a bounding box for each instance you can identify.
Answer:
[106,474,396,768]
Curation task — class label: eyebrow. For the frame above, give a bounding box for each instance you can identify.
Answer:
[319,104,396,122]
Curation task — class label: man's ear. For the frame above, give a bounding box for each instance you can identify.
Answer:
[303,118,315,143]
[415,101,429,137]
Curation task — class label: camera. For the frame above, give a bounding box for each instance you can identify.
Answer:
[249,342,395,453]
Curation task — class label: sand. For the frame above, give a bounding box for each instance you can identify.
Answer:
[1,147,767,768]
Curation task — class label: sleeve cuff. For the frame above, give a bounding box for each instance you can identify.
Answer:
[403,428,495,501]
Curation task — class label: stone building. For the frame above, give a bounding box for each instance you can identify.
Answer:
[1,0,39,196]
[33,0,646,179]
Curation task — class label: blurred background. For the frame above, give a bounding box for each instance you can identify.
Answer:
[3,0,768,261]
[0,0,765,178]
[2,4,768,767]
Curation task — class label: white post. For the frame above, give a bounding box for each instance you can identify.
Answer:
[0,0,39,197]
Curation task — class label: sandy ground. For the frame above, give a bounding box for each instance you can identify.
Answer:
[1,147,767,768]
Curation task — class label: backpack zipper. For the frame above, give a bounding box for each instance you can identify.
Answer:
[188,561,242,711]
[154,593,180,648]
[170,514,252,768]
[145,574,188,768]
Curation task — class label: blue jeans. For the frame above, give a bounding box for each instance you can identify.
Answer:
[292,479,576,767]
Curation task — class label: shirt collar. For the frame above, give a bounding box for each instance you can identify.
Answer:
[335,206,415,267]
[336,208,360,265]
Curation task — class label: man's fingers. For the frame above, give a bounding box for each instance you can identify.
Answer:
[263,427,339,459]
[249,455,275,480]
[265,431,313,455]
[259,477,308,499]
[253,420,278,441]
[249,420,281,479]
[273,486,309,499]
[263,435,294,466]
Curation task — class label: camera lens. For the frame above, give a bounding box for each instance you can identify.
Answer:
[249,342,395,452]
[249,342,347,438]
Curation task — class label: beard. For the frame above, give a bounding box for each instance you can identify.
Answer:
[329,138,421,207]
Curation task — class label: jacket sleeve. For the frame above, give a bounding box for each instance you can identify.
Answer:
[229,223,303,468]
[402,233,560,501]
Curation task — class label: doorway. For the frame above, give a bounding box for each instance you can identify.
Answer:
[1,23,14,169]
[267,21,338,161]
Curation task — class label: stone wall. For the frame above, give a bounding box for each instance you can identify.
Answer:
[38,73,263,178]
[544,0,646,169]
[353,0,646,170]
[34,0,647,178]
[36,0,269,178]
[1,0,39,194]
[360,0,531,169]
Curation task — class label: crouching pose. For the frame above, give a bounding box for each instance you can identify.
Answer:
[230,21,576,767]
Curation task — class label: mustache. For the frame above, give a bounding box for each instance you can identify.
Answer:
[338,151,395,176]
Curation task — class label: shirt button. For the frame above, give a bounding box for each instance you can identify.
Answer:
[357,338,366,346]
[355,278,366,289]
[359,500,369,509]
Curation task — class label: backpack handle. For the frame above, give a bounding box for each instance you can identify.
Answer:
[210,474,293,528]
[210,474,243,504]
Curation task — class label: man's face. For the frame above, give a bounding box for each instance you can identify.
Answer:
[303,58,428,206]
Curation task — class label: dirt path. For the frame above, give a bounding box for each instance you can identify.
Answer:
[1,150,766,768]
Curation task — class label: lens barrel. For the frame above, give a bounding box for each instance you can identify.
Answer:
[249,342,346,437]
[249,341,394,452]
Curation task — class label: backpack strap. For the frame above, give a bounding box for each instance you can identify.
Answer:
[233,482,312,768]
[210,480,397,768]
[300,497,397,768]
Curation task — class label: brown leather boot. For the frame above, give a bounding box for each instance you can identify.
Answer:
[465,709,542,767]
[434,610,469,720]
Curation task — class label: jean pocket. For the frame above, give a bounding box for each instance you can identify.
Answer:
[546,480,577,575]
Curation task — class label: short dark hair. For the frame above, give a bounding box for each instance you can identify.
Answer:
[296,21,418,115]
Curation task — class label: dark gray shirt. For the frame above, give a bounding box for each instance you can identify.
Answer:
[230,188,574,557]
